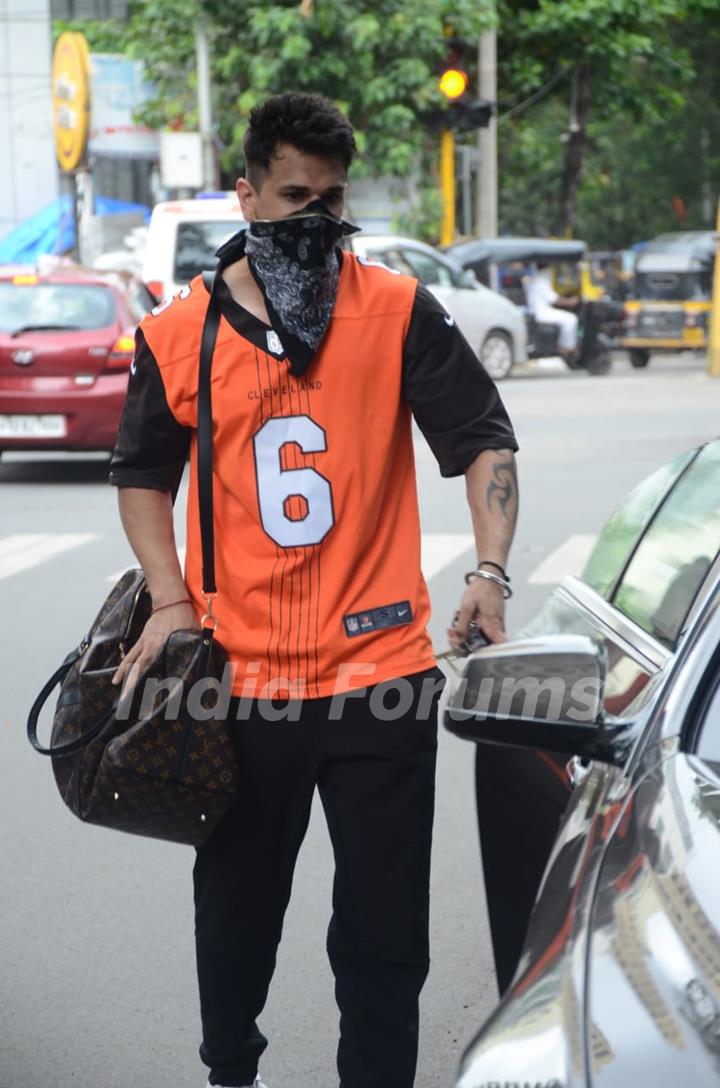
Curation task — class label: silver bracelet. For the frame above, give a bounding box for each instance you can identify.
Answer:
[465,568,513,599]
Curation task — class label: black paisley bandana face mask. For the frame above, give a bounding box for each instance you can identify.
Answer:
[244,199,360,378]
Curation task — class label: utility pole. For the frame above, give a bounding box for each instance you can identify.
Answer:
[195,12,219,190]
[476,26,497,238]
[708,198,720,377]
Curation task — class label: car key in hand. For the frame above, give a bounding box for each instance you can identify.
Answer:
[437,612,490,667]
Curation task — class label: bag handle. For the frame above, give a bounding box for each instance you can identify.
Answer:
[26,647,119,756]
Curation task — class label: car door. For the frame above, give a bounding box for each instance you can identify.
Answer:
[585,651,720,1088]
[361,242,491,352]
[475,442,715,997]
[582,441,720,1086]
[454,441,720,1088]
[397,244,493,349]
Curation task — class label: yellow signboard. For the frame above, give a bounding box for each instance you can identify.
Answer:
[51,31,91,172]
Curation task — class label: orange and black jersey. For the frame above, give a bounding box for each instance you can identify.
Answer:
[110,249,517,698]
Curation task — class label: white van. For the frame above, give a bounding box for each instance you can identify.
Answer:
[142,194,246,300]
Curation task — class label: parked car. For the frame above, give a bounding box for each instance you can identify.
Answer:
[142,194,246,301]
[0,263,155,455]
[445,438,720,1087]
[349,234,527,380]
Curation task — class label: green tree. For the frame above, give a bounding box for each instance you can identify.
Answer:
[58,0,720,247]
[498,0,694,236]
[496,0,720,244]
[71,0,491,180]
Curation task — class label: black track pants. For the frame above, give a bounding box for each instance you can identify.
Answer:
[193,667,445,1087]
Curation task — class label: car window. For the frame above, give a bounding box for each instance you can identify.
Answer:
[695,680,720,766]
[582,448,697,599]
[126,282,156,321]
[173,220,241,284]
[0,283,117,333]
[400,248,454,288]
[612,441,720,648]
[363,248,415,276]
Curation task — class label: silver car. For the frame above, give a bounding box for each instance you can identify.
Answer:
[349,234,527,381]
[446,438,720,1087]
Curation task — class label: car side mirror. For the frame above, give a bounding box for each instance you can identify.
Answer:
[444,634,634,764]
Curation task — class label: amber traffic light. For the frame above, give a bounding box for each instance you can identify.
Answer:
[438,67,469,100]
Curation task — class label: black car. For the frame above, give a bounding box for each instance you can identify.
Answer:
[446,438,720,1087]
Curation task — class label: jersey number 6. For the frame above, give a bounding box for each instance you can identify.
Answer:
[253,415,335,548]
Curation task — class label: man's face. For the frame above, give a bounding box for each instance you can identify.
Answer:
[237,142,347,222]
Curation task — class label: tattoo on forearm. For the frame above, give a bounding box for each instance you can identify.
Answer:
[486,454,518,522]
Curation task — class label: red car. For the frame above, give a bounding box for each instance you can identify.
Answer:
[0,263,155,455]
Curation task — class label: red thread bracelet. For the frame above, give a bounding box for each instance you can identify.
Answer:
[151,597,192,615]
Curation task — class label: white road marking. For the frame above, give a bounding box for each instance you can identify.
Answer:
[3,530,597,592]
[108,539,473,585]
[105,544,186,584]
[421,533,475,580]
[528,533,597,585]
[0,533,98,581]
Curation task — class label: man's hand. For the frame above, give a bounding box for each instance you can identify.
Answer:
[111,602,200,701]
[447,577,507,650]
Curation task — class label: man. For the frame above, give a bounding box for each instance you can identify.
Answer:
[524,260,579,357]
[108,92,518,1088]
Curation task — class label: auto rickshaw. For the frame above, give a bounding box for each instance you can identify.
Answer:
[444,237,624,376]
[622,231,715,368]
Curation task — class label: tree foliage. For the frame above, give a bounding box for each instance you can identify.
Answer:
[57,0,720,247]
[68,0,492,179]
[497,0,720,244]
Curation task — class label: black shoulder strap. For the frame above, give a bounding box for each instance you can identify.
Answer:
[198,271,221,595]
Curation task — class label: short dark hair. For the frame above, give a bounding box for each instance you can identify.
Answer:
[244,92,357,186]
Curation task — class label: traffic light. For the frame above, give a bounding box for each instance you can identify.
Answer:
[422,39,494,132]
[438,67,468,100]
[444,95,494,132]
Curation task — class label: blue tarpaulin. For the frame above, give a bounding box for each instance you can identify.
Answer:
[0,196,150,265]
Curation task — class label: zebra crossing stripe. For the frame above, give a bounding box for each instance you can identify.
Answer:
[106,537,476,585]
[0,533,98,582]
[527,534,598,585]
[421,534,476,581]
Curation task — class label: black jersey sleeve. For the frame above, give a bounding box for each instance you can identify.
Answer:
[402,284,519,477]
[108,330,191,499]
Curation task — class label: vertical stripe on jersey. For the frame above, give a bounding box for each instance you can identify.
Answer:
[304,377,322,699]
[254,342,280,695]
[274,358,296,695]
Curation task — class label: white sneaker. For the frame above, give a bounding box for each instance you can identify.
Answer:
[207,1078,268,1088]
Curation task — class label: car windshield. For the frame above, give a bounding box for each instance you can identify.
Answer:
[173,221,242,284]
[0,282,117,334]
[400,249,455,287]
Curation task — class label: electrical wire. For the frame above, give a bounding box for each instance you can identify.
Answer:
[497,64,573,123]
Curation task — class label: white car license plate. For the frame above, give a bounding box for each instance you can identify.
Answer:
[0,414,67,438]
